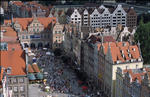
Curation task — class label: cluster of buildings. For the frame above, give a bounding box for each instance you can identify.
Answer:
[0,24,28,97]
[66,4,137,28]
[0,1,150,97]
[10,1,51,18]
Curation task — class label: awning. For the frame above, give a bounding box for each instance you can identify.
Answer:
[36,72,44,80]
[43,48,47,50]
[28,73,36,81]
[46,52,51,55]
[82,86,88,90]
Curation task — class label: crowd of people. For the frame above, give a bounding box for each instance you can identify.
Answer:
[30,48,102,97]
[31,49,86,96]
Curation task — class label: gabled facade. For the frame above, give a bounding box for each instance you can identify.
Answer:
[90,8,101,28]
[101,8,111,27]
[70,9,82,25]
[66,4,136,28]
[82,9,90,26]
[111,5,127,27]
[5,17,56,49]
[102,42,143,97]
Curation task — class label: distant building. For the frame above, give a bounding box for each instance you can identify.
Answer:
[52,20,65,49]
[141,71,150,97]
[5,17,56,49]
[0,26,28,97]
[10,1,50,18]
[66,4,137,28]
[116,67,150,97]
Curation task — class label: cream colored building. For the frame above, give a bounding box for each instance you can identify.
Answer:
[5,17,56,49]
[102,42,143,97]
[52,21,65,49]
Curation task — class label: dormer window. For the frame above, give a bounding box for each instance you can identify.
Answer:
[7,67,12,74]
[0,42,8,50]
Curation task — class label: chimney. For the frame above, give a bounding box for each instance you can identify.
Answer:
[0,7,4,25]
[0,31,3,39]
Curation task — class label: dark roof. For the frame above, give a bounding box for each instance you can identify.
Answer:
[87,8,95,14]
[103,36,115,42]
[97,8,105,14]
[66,8,74,16]
[88,35,101,44]
[108,8,115,14]
[78,8,84,15]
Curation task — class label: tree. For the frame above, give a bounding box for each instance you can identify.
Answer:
[134,19,150,64]
[137,13,150,25]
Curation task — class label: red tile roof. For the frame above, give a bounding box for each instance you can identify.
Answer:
[99,42,141,63]
[0,50,26,76]
[28,64,34,73]
[123,68,150,83]
[12,1,23,6]
[32,63,40,73]
[5,17,56,30]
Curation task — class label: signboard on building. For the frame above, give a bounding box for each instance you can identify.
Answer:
[30,35,41,39]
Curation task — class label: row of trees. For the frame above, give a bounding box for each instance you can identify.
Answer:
[134,19,150,64]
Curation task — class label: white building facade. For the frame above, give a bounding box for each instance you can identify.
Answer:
[67,4,131,28]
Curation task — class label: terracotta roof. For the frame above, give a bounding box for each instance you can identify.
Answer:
[12,1,23,6]
[28,64,34,73]
[32,63,40,73]
[99,42,141,63]
[4,17,56,30]
[1,26,19,44]
[0,50,26,76]
[0,68,4,83]
[123,68,150,83]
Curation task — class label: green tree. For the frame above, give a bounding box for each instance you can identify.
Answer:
[134,19,150,64]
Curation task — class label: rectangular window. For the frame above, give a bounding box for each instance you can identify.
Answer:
[37,29,39,32]
[22,35,24,39]
[13,78,17,83]
[21,94,25,97]
[19,78,24,83]
[26,36,28,39]
[33,29,35,32]
[13,86,18,92]
[20,86,25,92]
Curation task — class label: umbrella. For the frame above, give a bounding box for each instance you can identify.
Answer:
[36,72,44,80]
[28,73,36,81]
[46,52,51,55]
[82,86,88,90]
